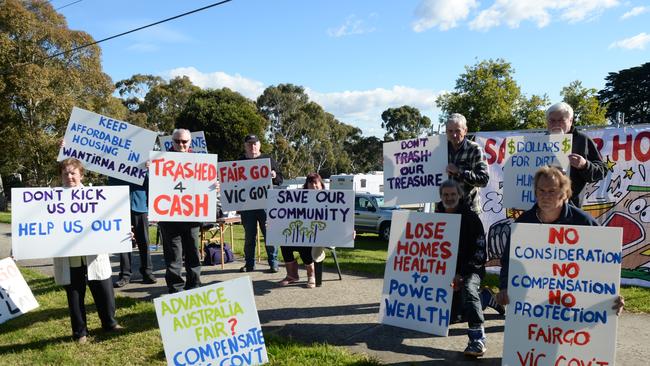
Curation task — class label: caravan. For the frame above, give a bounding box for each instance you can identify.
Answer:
[329,173,383,194]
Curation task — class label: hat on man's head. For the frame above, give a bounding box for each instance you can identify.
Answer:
[244,134,259,143]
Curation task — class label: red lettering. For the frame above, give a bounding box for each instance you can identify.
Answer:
[153,195,170,215]
[484,138,506,165]
[433,222,446,239]
[548,290,576,307]
[440,241,452,259]
[634,131,650,162]
[612,134,632,161]
[153,194,209,217]
[548,227,579,245]
[552,262,580,278]
[593,137,604,152]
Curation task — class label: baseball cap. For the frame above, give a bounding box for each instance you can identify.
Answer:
[244,134,259,143]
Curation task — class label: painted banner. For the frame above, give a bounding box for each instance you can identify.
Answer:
[57,107,158,184]
[0,257,39,324]
[475,125,650,287]
[379,211,460,336]
[11,186,131,260]
[502,223,621,366]
[383,136,447,206]
[154,276,268,366]
[218,159,272,212]
[159,131,208,153]
[149,151,219,222]
[503,134,572,209]
[266,189,354,247]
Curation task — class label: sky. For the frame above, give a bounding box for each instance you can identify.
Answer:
[56,0,650,137]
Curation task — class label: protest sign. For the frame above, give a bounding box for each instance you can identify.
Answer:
[379,211,460,336]
[11,186,131,260]
[218,159,272,212]
[154,276,268,366]
[159,131,208,153]
[58,107,158,185]
[149,151,219,222]
[266,189,354,247]
[383,136,447,206]
[502,223,622,366]
[0,257,39,324]
[503,134,572,209]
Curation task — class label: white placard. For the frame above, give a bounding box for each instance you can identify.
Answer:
[159,131,208,153]
[218,159,272,212]
[379,211,460,335]
[0,257,39,324]
[11,186,131,259]
[502,223,622,366]
[383,136,447,206]
[266,189,354,247]
[149,151,219,222]
[57,107,158,184]
[154,277,268,366]
[502,134,572,209]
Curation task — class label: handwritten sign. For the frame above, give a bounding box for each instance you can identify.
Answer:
[149,151,218,222]
[11,186,131,260]
[154,276,268,366]
[159,131,208,153]
[503,134,572,209]
[502,223,622,366]
[0,257,39,324]
[266,189,354,247]
[218,159,272,212]
[379,211,460,335]
[57,107,158,185]
[383,136,447,206]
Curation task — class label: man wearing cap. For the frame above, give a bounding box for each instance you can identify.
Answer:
[239,134,284,273]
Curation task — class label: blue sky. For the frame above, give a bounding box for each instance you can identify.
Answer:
[57,0,650,137]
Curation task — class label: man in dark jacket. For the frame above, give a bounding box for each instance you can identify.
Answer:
[546,102,606,207]
[435,179,488,357]
[239,134,284,273]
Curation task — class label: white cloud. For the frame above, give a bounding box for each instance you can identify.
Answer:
[609,32,650,50]
[621,6,648,19]
[162,68,441,137]
[327,15,376,37]
[412,0,478,32]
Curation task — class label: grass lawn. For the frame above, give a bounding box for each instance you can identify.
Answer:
[0,267,379,366]
[0,211,10,224]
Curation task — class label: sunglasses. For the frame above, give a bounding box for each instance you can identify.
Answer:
[173,139,190,144]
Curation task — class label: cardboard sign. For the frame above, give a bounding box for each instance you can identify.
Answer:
[159,131,208,153]
[57,107,158,185]
[11,186,131,260]
[149,151,219,222]
[383,136,447,206]
[266,189,354,247]
[218,159,272,212]
[154,277,268,366]
[502,223,622,366]
[379,211,460,335]
[0,258,39,324]
[503,134,572,209]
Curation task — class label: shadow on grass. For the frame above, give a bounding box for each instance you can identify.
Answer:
[26,276,64,297]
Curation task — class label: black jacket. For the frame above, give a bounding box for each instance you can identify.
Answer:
[435,202,487,277]
[569,127,606,207]
[239,153,284,187]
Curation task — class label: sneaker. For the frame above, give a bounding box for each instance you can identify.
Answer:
[480,288,506,315]
[77,336,87,344]
[267,266,280,273]
[113,278,129,288]
[106,324,124,333]
[239,266,255,273]
[464,339,487,357]
[142,276,158,284]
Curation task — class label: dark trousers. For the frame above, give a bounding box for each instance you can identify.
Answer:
[240,209,278,269]
[119,212,153,280]
[160,223,201,293]
[281,246,313,265]
[461,273,485,328]
[64,266,117,339]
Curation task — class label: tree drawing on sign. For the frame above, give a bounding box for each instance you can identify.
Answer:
[310,221,326,242]
[282,220,327,244]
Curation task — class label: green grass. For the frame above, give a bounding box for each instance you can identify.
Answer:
[0,268,379,366]
[0,211,10,224]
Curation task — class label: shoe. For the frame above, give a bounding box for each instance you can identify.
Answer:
[113,278,129,288]
[77,336,87,344]
[142,276,157,284]
[266,266,279,273]
[480,288,506,315]
[464,339,487,357]
[106,324,124,332]
[240,266,255,273]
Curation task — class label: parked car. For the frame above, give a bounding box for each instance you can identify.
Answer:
[354,192,399,241]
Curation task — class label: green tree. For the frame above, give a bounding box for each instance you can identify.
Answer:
[436,59,548,131]
[380,105,431,141]
[598,62,650,125]
[0,0,115,186]
[345,133,383,173]
[177,88,268,162]
[144,76,200,133]
[561,80,607,126]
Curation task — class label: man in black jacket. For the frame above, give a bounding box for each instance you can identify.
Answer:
[239,134,284,273]
[546,102,606,207]
[435,179,488,357]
